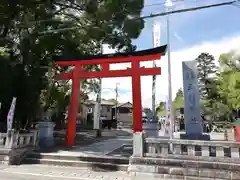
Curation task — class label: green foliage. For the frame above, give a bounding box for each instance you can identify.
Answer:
[156,89,184,117]
[156,101,166,116]
[195,51,240,123]
[0,0,144,130]
[216,52,240,120]
[173,88,184,110]
[196,52,217,99]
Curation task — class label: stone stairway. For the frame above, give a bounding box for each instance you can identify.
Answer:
[22,137,132,171]
[23,152,129,171]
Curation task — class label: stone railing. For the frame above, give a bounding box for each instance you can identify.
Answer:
[0,130,39,165]
[129,132,240,180]
[145,138,240,159]
[0,130,39,149]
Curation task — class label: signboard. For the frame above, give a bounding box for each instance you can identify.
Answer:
[7,97,17,131]
[182,61,203,135]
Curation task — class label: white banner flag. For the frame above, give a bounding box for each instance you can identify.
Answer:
[164,96,171,137]
[153,23,161,47]
[7,97,17,131]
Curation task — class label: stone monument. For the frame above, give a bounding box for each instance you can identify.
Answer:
[181,60,210,140]
[36,111,55,148]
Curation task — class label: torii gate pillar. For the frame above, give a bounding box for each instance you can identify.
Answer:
[66,64,81,146]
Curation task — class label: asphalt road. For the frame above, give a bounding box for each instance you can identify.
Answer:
[0,164,173,180]
[0,165,132,180]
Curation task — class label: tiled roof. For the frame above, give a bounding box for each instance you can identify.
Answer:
[85,100,115,106]
[112,102,132,108]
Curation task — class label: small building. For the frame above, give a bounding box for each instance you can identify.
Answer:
[83,100,116,129]
[112,102,133,127]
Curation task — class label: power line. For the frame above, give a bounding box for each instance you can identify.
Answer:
[141,1,236,20]
[16,0,236,36]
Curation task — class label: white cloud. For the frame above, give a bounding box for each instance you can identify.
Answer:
[93,34,240,108]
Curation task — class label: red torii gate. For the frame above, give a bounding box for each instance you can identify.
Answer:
[55,45,167,147]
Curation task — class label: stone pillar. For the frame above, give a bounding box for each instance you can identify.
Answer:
[181,61,209,140]
[30,130,39,147]
[4,130,15,148]
[133,132,144,157]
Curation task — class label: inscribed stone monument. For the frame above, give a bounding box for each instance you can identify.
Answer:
[181,60,209,140]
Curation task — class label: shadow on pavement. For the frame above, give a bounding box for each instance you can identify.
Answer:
[21,129,132,172]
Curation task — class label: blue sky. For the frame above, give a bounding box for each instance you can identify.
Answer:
[101,0,240,107]
[133,0,240,51]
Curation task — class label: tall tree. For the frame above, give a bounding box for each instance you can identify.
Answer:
[216,51,240,120]
[196,52,217,99]
[0,0,145,130]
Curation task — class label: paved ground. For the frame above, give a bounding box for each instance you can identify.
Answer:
[106,144,132,157]
[35,135,132,157]
[0,165,167,180]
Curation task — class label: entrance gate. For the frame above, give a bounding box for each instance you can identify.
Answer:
[55,45,167,147]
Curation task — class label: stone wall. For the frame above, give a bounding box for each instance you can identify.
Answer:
[129,133,240,179]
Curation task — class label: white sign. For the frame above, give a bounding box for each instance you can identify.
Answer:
[153,23,161,47]
[7,97,17,131]
[164,96,171,137]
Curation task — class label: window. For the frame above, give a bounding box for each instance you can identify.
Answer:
[88,108,92,113]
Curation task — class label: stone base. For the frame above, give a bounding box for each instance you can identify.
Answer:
[128,156,240,180]
[133,132,143,157]
[180,133,210,140]
[39,137,54,148]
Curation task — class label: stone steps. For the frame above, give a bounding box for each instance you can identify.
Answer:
[0,149,10,164]
[23,152,129,171]
[129,156,240,180]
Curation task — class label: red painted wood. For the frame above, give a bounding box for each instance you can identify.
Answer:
[131,60,143,132]
[55,72,73,80]
[101,63,110,71]
[66,65,81,147]
[56,53,163,66]
[57,67,161,80]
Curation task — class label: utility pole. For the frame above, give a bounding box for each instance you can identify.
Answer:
[152,23,161,122]
[165,0,174,150]
[94,44,103,137]
[115,83,119,123]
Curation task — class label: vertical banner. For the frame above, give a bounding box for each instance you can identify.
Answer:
[152,23,161,122]
[164,96,171,137]
[7,97,17,131]
[153,23,161,47]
